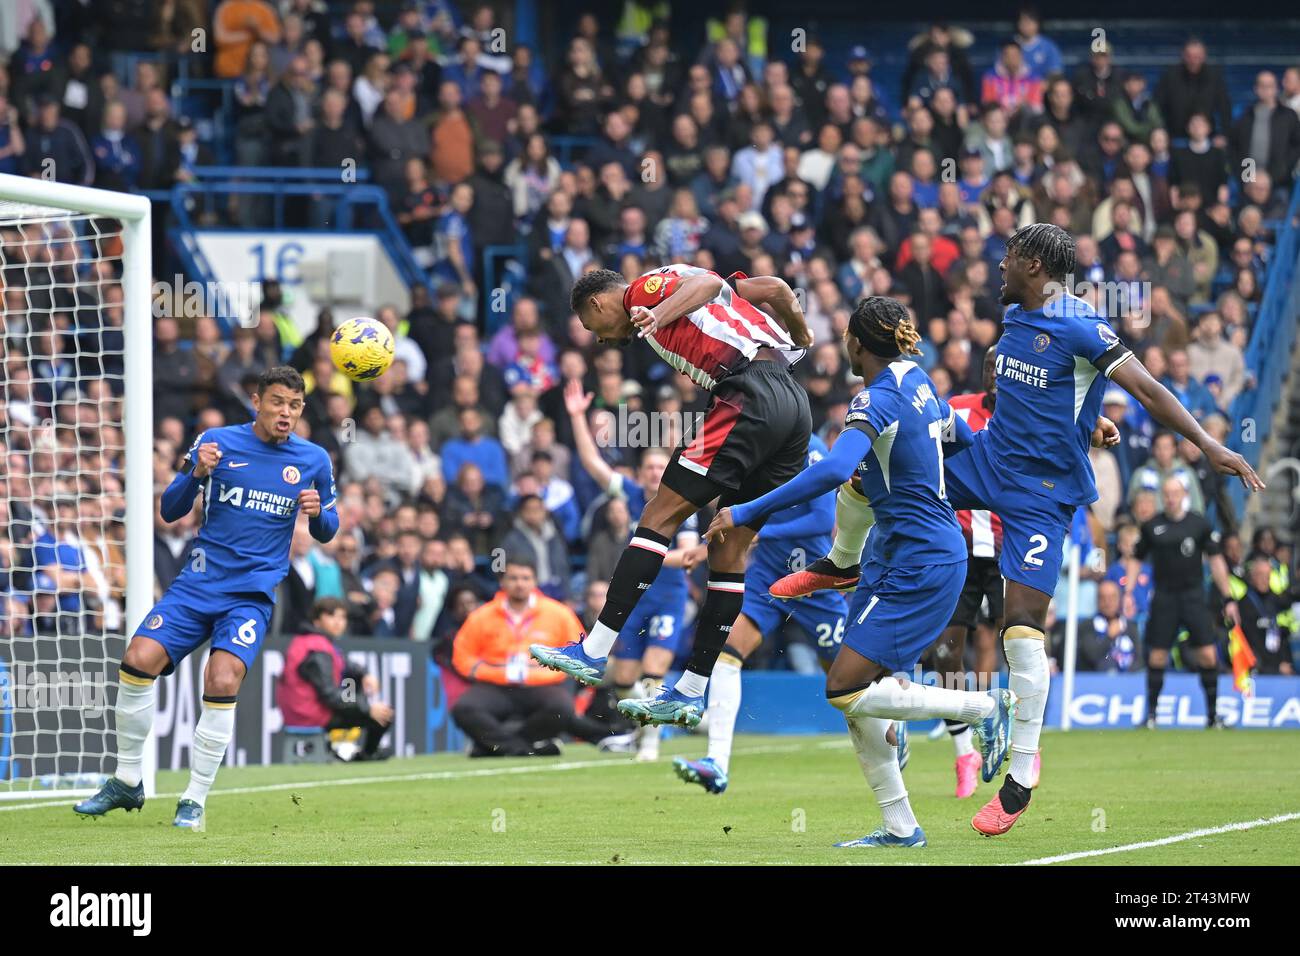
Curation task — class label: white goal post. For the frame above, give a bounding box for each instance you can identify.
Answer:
[0,173,154,799]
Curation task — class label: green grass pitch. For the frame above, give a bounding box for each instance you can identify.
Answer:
[3,730,1298,865]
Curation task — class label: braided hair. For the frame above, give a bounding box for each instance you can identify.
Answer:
[1006,222,1076,280]
[847,296,923,359]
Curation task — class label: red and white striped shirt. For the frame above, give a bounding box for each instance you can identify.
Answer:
[623,264,800,391]
[948,392,1003,557]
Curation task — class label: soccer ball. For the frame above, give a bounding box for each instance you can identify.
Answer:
[330,317,395,382]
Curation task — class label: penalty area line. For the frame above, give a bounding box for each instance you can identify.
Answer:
[1014,811,1300,865]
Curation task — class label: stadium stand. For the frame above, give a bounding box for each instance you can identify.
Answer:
[0,0,1297,684]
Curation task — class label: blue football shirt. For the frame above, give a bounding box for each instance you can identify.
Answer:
[984,294,1133,506]
[168,424,338,602]
[844,361,966,569]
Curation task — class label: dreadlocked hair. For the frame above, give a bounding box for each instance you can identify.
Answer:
[570,269,625,314]
[847,296,923,358]
[1006,222,1076,280]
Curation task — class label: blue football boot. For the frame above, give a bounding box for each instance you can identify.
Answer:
[529,642,606,686]
[617,685,704,728]
[971,688,1017,783]
[172,799,205,830]
[73,777,144,817]
[673,756,729,794]
[834,826,927,848]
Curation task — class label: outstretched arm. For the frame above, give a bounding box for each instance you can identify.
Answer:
[733,274,813,348]
[563,379,615,490]
[1110,360,1264,491]
[707,427,873,538]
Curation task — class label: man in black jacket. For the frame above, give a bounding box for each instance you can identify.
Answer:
[266,55,317,168]
[1156,38,1233,141]
[22,97,94,185]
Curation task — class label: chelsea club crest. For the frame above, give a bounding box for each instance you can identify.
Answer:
[1033,333,1051,353]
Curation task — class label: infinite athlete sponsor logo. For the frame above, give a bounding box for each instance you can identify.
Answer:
[217,484,297,516]
[995,353,1049,389]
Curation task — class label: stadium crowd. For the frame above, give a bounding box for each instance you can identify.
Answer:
[0,1,1297,678]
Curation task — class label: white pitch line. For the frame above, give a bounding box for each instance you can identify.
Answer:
[1015,811,1300,865]
[0,740,846,814]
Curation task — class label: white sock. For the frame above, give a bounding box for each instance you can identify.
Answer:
[705,658,742,772]
[582,621,619,659]
[833,676,994,723]
[674,669,708,698]
[637,677,663,755]
[951,725,976,757]
[846,714,919,836]
[828,483,874,569]
[112,672,156,788]
[1004,629,1049,787]
[181,702,236,807]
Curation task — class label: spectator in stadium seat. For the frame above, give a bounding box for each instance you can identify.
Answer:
[1187,313,1244,408]
[498,384,544,458]
[486,297,555,371]
[329,8,379,78]
[151,317,202,420]
[135,88,181,192]
[1071,579,1142,673]
[1156,38,1233,140]
[343,406,419,497]
[452,557,620,757]
[1227,70,1300,192]
[500,494,569,600]
[266,54,317,168]
[441,408,509,491]
[429,80,478,186]
[362,566,404,638]
[1014,8,1062,81]
[730,119,784,213]
[1070,38,1117,121]
[153,493,196,594]
[213,0,282,79]
[1161,348,1216,421]
[443,462,506,555]
[0,92,25,175]
[1143,227,1196,313]
[22,95,93,185]
[466,140,515,252]
[366,87,425,200]
[1171,113,1229,208]
[897,231,950,321]
[1127,431,1205,515]
[504,132,561,222]
[1112,71,1164,146]
[433,182,476,299]
[980,40,1043,121]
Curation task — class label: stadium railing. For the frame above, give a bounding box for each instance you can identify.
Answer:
[1227,180,1300,516]
[163,166,436,327]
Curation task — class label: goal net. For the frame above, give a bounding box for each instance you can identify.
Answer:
[0,174,153,799]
